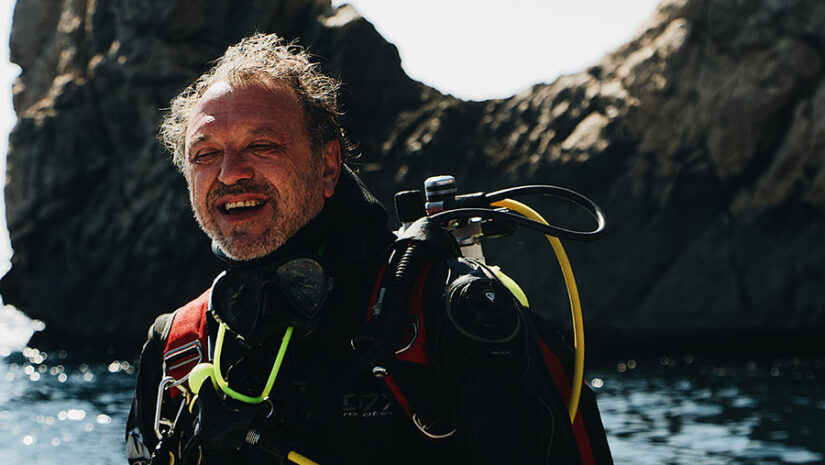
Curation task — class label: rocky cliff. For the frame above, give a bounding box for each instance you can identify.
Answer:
[4,0,824,357]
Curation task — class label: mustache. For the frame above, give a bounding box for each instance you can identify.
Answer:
[207,180,278,206]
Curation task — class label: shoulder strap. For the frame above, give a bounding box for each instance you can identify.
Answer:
[162,289,211,398]
[530,315,614,465]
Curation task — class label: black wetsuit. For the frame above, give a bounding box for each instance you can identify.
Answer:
[126,167,612,465]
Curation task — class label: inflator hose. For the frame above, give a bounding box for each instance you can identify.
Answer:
[491,199,584,423]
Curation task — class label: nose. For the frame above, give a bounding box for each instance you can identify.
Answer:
[217,150,254,185]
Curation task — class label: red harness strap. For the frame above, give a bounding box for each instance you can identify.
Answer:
[382,374,415,419]
[538,339,596,465]
[162,289,211,398]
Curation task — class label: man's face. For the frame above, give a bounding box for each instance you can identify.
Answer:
[184,80,340,260]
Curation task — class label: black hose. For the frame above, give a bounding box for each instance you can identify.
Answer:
[459,184,607,241]
[374,242,427,371]
[429,208,604,242]
[484,185,599,212]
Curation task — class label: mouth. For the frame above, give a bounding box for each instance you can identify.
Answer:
[214,198,269,223]
[206,180,275,225]
[221,199,265,214]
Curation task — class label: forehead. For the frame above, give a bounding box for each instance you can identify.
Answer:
[185,80,307,145]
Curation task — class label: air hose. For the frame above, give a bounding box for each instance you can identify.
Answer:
[484,185,605,241]
[287,451,320,465]
[491,199,584,422]
[213,323,294,403]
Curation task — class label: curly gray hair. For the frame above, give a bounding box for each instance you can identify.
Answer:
[159,33,349,170]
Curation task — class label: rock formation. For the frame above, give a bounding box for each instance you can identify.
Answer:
[4,0,824,357]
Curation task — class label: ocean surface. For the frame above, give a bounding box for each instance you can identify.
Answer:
[1,305,824,465]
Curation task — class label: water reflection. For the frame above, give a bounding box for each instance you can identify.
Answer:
[0,349,135,465]
[591,356,825,465]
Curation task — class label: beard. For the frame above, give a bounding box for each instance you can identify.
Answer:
[191,176,321,261]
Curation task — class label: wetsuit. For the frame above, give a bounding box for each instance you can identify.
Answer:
[126,167,612,464]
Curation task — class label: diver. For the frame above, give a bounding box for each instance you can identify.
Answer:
[125,32,613,465]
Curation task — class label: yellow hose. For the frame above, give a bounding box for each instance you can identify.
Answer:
[287,451,320,465]
[213,323,294,404]
[491,199,584,422]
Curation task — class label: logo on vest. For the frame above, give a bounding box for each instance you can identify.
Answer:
[342,392,394,418]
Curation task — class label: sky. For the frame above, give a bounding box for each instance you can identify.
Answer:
[0,0,662,273]
[331,0,662,100]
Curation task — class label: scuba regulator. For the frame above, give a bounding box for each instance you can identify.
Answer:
[358,175,605,423]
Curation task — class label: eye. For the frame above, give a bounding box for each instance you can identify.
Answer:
[246,142,284,155]
[191,149,220,164]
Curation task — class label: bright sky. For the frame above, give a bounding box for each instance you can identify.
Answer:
[332,0,661,100]
[0,0,661,273]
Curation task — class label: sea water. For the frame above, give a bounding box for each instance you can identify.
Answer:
[1,305,135,465]
[1,306,824,465]
[592,357,825,465]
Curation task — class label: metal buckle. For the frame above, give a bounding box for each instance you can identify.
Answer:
[153,376,186,440]
[152,340,205,440]
[162,340,204,389]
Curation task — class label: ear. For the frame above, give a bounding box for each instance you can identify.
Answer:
[320,139,342,199]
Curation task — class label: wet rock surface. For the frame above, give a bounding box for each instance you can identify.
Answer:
[4,0,824,355]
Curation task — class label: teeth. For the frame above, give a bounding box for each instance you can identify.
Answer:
[224,199,263,211]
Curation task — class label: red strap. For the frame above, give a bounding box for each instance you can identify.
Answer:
[163,289,210,398]
[538,339,595,465]
[382,375,415,419]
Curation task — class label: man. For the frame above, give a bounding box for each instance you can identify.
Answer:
[127,33,612,465]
